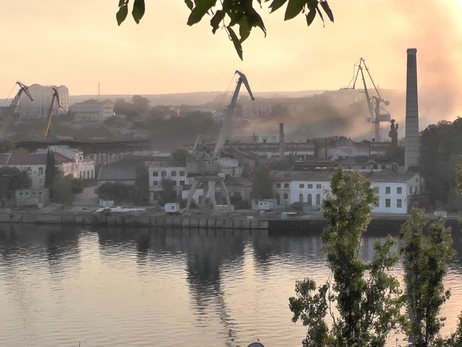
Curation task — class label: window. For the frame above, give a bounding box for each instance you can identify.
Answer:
[299,193,303,203]
[385,187,391,194]
[38,167,43,175]
[284,183,289,188]
[299,184,304,189]
[316,184,322,189]
[381,165,386,169]
[397,187,402,194]
[385,199,391,208]
[308,194,312,206]
[171,171,177,177]
[275,193,280,204]
[153,181,159,186]
[373,164,378,169]
[283,193,288,200]
[152,171,159,177]
[275,183,281,188]
[173,181,177,186]
[180,171,185,176]
[316,194,321,205]
[308,184,313,189]
[397,199,402,208]
[180,181,185,186]
[410,186,413,194]
[161,171,167,177]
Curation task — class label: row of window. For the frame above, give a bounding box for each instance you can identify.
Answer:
[275,183,323,189]
[152,170,185,177]
[381,198,403,208]
[152,180,186,187]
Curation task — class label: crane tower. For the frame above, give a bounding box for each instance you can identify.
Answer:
[186,70,255,212]
[341,58,394,142]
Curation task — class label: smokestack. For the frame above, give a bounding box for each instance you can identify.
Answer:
[405,48,420,172]
[279,123,285,160]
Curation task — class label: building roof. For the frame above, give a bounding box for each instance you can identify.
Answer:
[0,152,73,166]
[270,170,419,183]
[97,163,138,182]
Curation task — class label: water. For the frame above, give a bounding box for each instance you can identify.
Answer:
[1,226,462,347]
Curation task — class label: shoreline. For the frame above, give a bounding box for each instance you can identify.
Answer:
[0,210,458,235]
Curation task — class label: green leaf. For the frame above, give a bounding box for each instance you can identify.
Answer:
[187,0,217,26]
[249,8,267,36]
[316,7,325,27]
[118,0,126,7]
[227,26,243,60]
[285,0,305,20]
[320,1,334,22]
[185,0,194,10]
[269,0,288,13]
[306,0,317,11]
[210,10,225,34]
[132,0,145,24]
[305,9,316,26]
[239,17,251,43]
[116,4,129,25]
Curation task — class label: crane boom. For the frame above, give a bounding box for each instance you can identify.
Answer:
[341,58,391,141]
[212,70,255,159]
[42,88,62,140]
[0,82,33,139]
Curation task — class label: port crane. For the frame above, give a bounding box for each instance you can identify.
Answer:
[341,58,393,142]
[0,81,33,139]
[29,87,62,140]
[186,70,255,212]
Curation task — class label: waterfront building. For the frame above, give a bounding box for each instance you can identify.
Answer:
[271,170,422,214]
[70,99,115,122]
[19,84,69,120]
[0,152,78,189]
[148,162,189,204]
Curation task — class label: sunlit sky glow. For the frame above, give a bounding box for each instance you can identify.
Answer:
[0,0,461,97]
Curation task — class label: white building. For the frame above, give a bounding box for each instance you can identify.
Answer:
[36,146,96,180]
[271,170,422,214]
[149,163,189,204]
[0,152,77,189]
[70,99,115,122]
[19,84,69,120]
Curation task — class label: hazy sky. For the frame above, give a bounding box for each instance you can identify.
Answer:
[1,0,461,100]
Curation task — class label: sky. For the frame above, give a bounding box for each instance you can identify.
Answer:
[1,0,461,106]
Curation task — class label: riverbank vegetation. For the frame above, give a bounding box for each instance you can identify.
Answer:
[289,166,462,346]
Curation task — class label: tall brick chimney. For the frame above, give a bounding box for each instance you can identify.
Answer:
[405,48,420,172]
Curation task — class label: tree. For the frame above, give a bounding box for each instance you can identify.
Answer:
[0,140,15,154]
[64,175,84,194]
[252,168,273,199]
[134,162,150,205]
[0,167,32,199]
[159,178,177,205]
[399,209,455,346]
[51,173,74,205]
[44,150,56,189]
[169,147,190,166]
[115,0,334,60]
[289,167,404,346]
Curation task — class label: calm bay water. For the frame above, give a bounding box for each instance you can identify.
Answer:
[1,226,462,347]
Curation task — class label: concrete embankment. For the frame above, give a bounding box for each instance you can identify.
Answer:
[0,211,269,230]
[0,211,459,236]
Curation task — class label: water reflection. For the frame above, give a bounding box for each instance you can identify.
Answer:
[1,226,462,347]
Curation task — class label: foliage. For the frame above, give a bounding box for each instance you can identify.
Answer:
[0,140,15,154]
[115,0,334,60]
[96,182,137,204]
[457,156,462,194]
[399,209,455,346]
[51,173,73,205]
[252,168,273,199]
[113,95,151,118]
[44,150,56,189]
[421,118,462,208]
[159,178,177,205]
[64,175,84,194]
[134,162,150,205]
[169,147,190,166]
[269,158,293,170]
[289,167,404,346]
[0,166,32,199]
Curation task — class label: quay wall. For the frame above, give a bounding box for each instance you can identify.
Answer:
[0,211,459,236]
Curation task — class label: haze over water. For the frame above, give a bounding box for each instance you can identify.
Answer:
[1,226,462,347]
